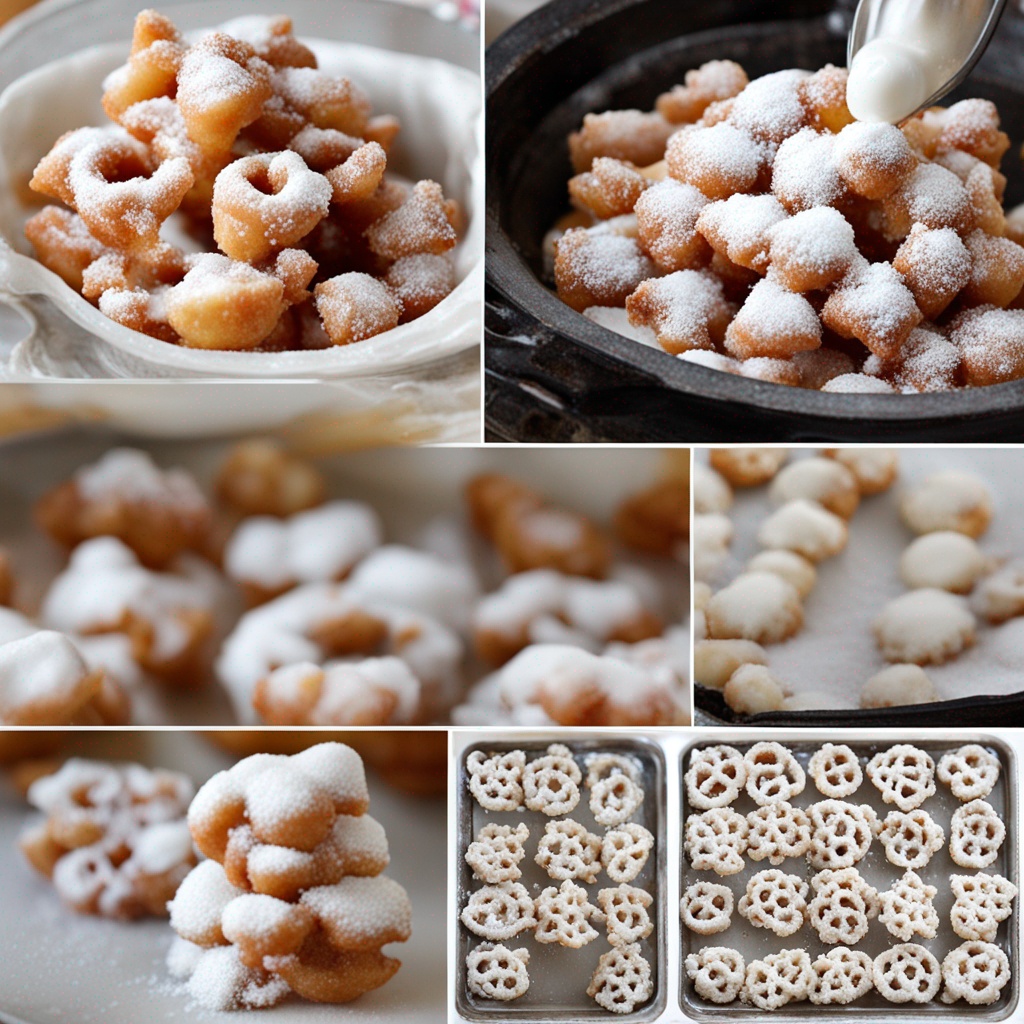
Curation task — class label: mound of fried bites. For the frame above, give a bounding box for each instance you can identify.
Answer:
[25,10,460,351]
[167,742,411,1011]
[554,60,1024,393]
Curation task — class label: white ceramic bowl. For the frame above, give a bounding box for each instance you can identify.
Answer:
[0,0,482,382]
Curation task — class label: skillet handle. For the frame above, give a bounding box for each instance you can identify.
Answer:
[485,285,677,441]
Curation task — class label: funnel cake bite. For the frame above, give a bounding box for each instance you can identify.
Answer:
[224,500,383,604]
[214,439,326,517]
[555,59,1024,393]
[217,580,462,723]
[26,10,463,350]
[169,742,410,1009]
[487,644,682,726]
[20,758,195,919]
[42,536,220,684]
[466,473,612,580]
[0,616,109,725]
[473,569,662,666]
[36,447,211,569]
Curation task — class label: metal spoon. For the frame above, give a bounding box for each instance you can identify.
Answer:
[847,0,1008,122]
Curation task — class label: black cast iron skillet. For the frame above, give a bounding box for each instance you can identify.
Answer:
[486,0,1024,441]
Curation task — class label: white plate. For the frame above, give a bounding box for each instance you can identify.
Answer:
[0,730,447,1023]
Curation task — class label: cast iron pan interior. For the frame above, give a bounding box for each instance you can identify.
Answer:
[486,0,1024,440]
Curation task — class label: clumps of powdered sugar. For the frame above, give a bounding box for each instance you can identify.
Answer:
[727,277,821,348]
[950,306,1024,385]
[224,500,383,590]
[667,122,766,195]
[697,193,788,272]
[771,128,842,212]
[75,447,208,513]
[728,70,809,144]
[626,270,730,352]
[821,373,896,394]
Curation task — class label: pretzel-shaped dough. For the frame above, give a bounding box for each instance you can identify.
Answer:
[950,872,1017,941]
[602,823,654,883]
[680,881,733,935]
[460,882,536,941]
[879,870,939,941]
[685,946,745,1004]
[31,127,193,256]
[534,880,600,948]
[466,943,530,1001]
[212,151,331,263]
[465,823,529,884]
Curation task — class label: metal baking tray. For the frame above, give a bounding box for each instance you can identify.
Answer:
[679,733,1020,1022]
[454,734,668,1021]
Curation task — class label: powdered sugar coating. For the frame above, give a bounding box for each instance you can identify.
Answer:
[666,122,766,200]
[771,128,842,212]
[42,536,221,672]
[634,178,710,271]
[833,121,916,200]
[225,500,383,591]
[821,262,922,361]
[899,470,993,538]
[729,70,809,145]
[0,627,98,725]
[768,207,857,291]
[725,276,820,359]
[217,580,462,723]
[697,193,787,273]
[626,270,732,353]
[555,228,657,311]
[706,571,803,644]
[951,306,1024,386]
